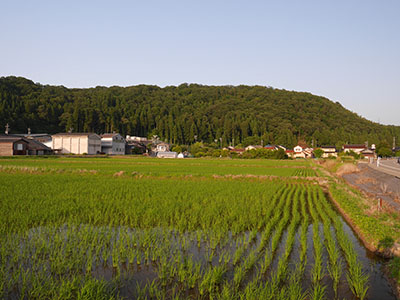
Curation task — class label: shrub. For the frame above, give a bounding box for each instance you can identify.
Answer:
[313,148,324,159]
[377,147,392,157]
[378,237,394,250]
[172,145,183,153]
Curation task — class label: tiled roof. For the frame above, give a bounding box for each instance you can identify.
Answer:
[53,133,98,137]
[25,139,51,150]
[230,148,245,152]
[101,133,119,138]
[343,144,366,148]
[0,137,24,143]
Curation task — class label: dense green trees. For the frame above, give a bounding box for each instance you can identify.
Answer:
[1,76,399,148]
[376,141,393,157]
[313,148,324,158]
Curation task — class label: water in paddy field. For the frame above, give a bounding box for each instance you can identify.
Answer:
[2,217,397,299]
[4,224,395,299]
[341,219,395,300]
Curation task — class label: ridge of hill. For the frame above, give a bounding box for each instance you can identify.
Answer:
[0,76,398,148]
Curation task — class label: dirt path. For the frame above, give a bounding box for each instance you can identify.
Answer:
[342,163,400,211]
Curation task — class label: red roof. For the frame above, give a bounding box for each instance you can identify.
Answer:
[343,144,366,149]
[286,150,294,153]
[231,148,245,152]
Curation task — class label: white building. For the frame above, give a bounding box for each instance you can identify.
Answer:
[245,145,263,151]
[126,135,148,143]
[293,145,306,158]
[52,133,101,155]
[156,142,170,152]
[101,133,125,155]
[157,151,177,158]
[320,146,338,158]
[293,145,314,158]
[343,144,367,154]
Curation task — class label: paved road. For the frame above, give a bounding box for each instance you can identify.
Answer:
[350,163,400,211]
[369,158,400,177]
[378,158,400,177]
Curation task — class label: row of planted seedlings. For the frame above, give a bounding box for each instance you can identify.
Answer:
[292,168,317,177]
[232,183,371,300]
[0,182,295,299]
[316,187,370,300]
[0,179,285,299]
[199,183,310,299]
[306,184,370,300]
[0,181,370,299]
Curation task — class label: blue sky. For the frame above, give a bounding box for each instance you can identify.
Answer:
[1,0,399,125]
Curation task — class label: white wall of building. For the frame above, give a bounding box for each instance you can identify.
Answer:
[53,135,101,154]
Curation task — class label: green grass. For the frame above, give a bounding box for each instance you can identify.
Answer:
[0,156,311,177]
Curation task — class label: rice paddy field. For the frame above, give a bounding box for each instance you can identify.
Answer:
[0,157,396,299]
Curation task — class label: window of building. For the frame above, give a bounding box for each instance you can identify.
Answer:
[17,143,23,150]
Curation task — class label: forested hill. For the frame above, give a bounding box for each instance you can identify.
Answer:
[0,76,399,148]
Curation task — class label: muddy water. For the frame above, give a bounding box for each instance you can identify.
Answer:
[341,219,395,299]
[7,218,397,299]
[88,219,396,299]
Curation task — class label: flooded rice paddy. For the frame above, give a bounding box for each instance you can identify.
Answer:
[0,186,396,299]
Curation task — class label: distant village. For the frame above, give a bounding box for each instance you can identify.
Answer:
[1,123,397,159]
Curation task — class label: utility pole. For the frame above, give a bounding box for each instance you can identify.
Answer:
[5,123,9,135]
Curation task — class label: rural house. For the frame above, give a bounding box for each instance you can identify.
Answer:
[125,135,150,154]
[126,135,149,143]
[245,145,263,151]
[101,133,125,155]
[0,134,52,156]
[13,132,53,149]
[343,144,366,154]
[157,151,178,158]
[293,145,306,158]
[150,141,177,158]
[155,142,170,152]
[320,146,338,158]
[264,145,279,151]
[52,133,101,155]
[291,143,314,159]
[361,149,376,159]
[285,149,294,157]
[25,139,52,155]
[0,136,29,156]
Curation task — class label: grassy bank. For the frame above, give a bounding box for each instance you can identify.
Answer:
[315,159,400,295]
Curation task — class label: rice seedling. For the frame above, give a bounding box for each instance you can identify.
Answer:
[0,157,385,299]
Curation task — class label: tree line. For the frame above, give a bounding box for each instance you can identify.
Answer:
[1,76,399,149]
